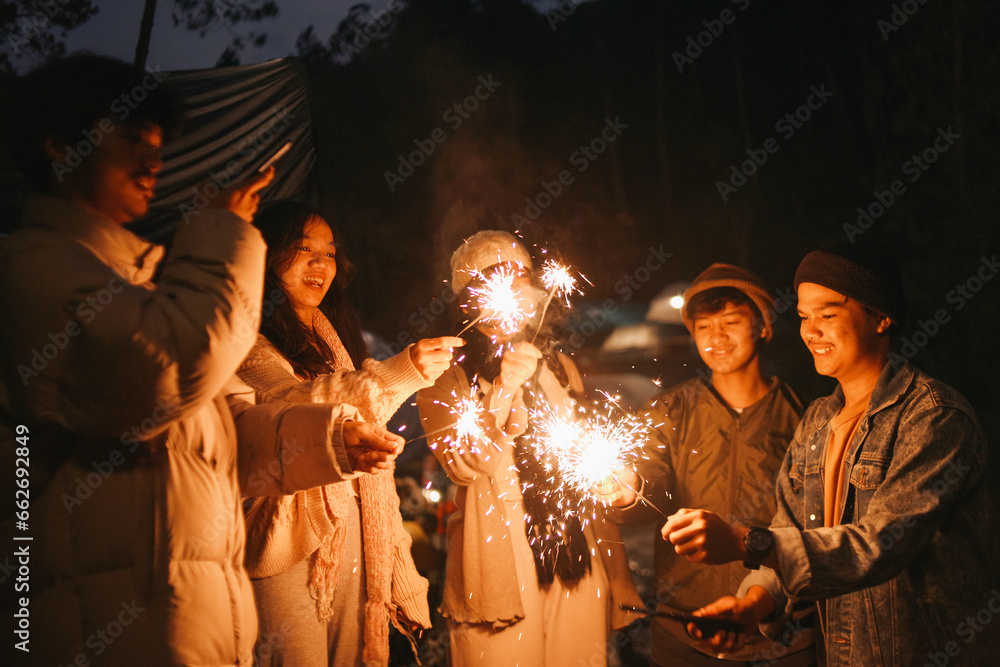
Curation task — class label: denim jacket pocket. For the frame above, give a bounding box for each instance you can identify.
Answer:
[848,457,889,491]
[787,465,804,494]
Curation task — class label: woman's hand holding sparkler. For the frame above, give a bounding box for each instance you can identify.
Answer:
[594,468,639,507]
[489,342,541,436]
[343,421,405,474]
[409,336,465,382]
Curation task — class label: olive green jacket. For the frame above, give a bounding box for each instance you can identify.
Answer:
[612,377,813,663]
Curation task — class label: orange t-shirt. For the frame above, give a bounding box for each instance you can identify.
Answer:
[823,392,873,527]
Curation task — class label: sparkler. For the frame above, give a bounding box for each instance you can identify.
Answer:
[457,263,533,337]
[530,400,668,519]
[530,260,582,344]
[415,383,501,453]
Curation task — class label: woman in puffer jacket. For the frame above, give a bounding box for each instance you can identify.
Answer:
[237,200,463,666]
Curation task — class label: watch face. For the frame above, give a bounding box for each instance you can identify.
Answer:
[746,528,772,553]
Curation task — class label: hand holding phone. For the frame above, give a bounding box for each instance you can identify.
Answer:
[258,141,292,173]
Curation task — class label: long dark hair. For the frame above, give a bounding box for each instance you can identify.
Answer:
[253,201,369,377]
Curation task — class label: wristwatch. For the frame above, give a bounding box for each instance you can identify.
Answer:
[743,527,773,570]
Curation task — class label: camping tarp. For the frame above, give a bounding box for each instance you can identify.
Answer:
[126,58,316,242]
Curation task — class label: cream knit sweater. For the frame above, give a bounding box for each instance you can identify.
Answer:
[237,318,433,664]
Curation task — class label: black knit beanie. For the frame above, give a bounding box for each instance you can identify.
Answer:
[794,240,907,325]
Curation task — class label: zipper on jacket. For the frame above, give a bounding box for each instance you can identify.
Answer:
[727,414,741,527]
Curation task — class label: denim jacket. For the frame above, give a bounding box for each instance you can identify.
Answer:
[739,360,998,666]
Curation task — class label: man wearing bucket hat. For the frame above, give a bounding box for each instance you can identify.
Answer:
[661,241,998,665]
[603,263,814,666]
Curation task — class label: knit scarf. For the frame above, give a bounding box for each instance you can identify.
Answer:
[308,311,408,666]
[513,361,592,587]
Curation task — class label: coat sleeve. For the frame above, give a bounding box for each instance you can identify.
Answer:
[416,365,518,485]
[1,211,265,441]
[237,339,430,426]
[226,377,363,496]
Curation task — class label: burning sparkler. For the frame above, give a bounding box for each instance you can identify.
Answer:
[457,263,534,337]
[530,260,583,344]
[533,404,644,494]
[528,399,668,518]
[417,383,499,453]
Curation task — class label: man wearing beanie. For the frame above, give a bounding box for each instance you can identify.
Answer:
[603,263,815,666]
[661,241,998,665]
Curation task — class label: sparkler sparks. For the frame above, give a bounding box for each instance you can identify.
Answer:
[421,382,497,454]
[539,260,580,305]
[451,395,486,445]
[458,263,534,337]
[531,403,647,496]
[530,260,584,344]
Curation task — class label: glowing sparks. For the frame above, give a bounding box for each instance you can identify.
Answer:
[422,381,498,455]
[452,395,486,445]
[531,260,584,344]
[539,260,580,305]
[460,263,533,337]
[531,403,648,496]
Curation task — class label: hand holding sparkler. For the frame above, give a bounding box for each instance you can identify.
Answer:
[343,421,405,473]
[594,467,640,507]
[409,336,465,382]
[530,260,582,344]
[490,342,541,436]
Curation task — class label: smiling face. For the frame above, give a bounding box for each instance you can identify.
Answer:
[278,217,337,325]
[692,301,761,377]
[797,282,891,394]
[47,120,163,224]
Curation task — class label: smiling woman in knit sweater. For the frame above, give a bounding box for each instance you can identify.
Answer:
[237,200,464,666]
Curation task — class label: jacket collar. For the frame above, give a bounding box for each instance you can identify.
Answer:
[812,359,915,427]
[21,195,165,285]
[694,375,783,420]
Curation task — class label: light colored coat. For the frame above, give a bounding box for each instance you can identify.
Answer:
[416,359,643,630]
[236,335,433,637]
[0,197,358,666]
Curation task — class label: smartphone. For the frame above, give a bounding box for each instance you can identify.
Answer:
[258,141,292,173]
[619,605,744,635]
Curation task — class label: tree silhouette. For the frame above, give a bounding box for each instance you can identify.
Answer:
[0,0,98,74]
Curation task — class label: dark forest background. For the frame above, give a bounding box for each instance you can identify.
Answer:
[286,0,999,447]
[2,0,998,457]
